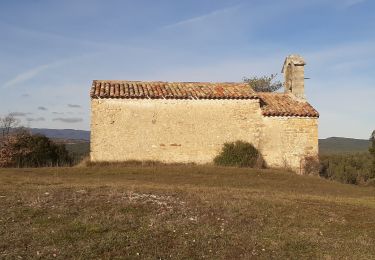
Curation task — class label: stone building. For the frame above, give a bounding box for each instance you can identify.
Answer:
[90,54,319,173]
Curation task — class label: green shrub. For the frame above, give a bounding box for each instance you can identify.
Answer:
[319,153,374,185]
[243,74,283,92]
[214,141,262,168]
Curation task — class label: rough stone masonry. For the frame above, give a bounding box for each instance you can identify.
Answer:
[90,55,319,173]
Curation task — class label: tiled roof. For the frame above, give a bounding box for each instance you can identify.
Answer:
[90,80,318,118]
[90,80,258,100]
[258,93,319,118]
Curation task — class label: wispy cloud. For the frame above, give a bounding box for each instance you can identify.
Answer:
[0,20,104,50]
[38,106,48,111]
[302,42,374,84]
[53,117,83,123]
[9,112,32,117]
[21,94,30,98]
[150,54,282,82]
[343,0,367,7]
[0,20,149,57]
[2,54,96,88]
[26,117,45,122]
[68,104,81,108]
[162,5,241,30]
[52,112,64,115]
[2,60,66,88]
[306,40,375,65]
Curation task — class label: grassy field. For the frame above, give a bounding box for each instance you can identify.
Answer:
[1,166,375,259]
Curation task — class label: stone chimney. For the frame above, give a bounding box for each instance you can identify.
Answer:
[282,54,306,99]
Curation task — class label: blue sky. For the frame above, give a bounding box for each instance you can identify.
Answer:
[0,0,374,139]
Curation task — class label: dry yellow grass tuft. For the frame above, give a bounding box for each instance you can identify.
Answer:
[0,166,375,259]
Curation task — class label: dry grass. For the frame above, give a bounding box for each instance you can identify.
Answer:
[1,166,375,259]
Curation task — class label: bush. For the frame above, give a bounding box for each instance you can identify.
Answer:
[214,141,263,168]
[303,156,320,175]
[319,153,374,185]
[0,131,72,168]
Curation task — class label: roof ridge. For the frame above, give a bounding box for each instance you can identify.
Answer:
[92,80,248,85]
[91,80,257,100]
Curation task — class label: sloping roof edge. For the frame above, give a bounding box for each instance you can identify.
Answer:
[258,93,319,118]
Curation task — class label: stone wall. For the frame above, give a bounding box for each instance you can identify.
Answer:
[260,117,318,173]
[91,99,318,173]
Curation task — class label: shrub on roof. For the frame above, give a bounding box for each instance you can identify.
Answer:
[214,140,263,168]
[243,74,283,92]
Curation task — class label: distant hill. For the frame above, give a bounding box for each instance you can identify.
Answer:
[319,137,371,154]
[29,128,90,141]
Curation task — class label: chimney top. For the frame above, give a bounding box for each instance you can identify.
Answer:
[282,54,306,73]
[282,54,306,100]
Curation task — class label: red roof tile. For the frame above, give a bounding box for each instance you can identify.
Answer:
[90,80,319,118]
[258,93,319,118]
[90,80,257,100]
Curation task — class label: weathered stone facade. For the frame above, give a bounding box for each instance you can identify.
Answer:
[90,54,319,173]
[91,99,318,173]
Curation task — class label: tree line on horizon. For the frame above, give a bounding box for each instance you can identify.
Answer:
[318,130,375,185]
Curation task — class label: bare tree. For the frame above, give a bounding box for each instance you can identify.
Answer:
[0,114,20,146]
